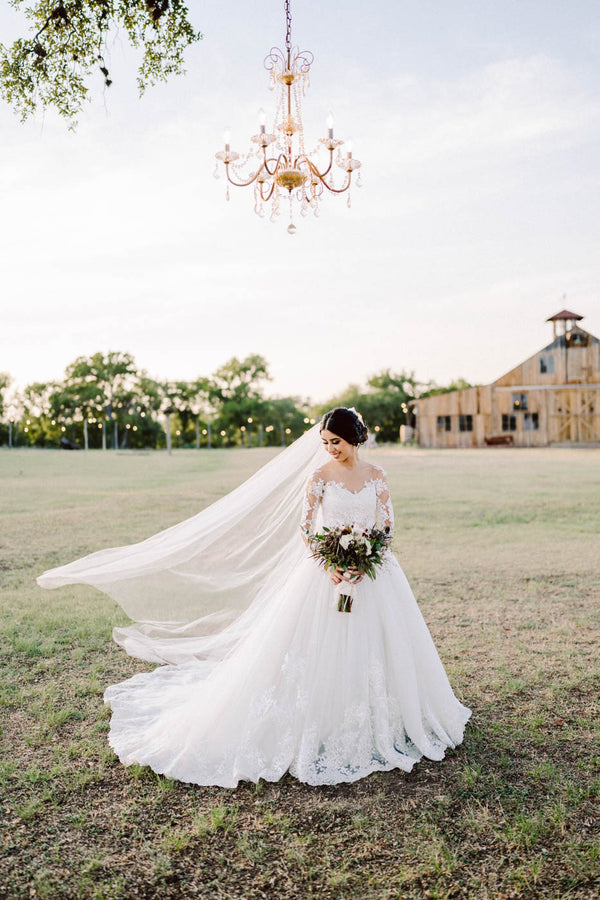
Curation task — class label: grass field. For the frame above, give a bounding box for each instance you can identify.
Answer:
[1,445,599,899]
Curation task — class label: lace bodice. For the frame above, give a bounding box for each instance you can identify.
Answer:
[301,466,394,536]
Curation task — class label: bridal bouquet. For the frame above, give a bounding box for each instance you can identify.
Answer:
[307,525,392,612]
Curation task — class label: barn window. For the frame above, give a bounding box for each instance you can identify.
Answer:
[502,414,516,431]
[540,355,554,374]
[436,415,451,432]
[566,331,588,347]
[524,413,539,431]
[512,393,528,411]
[459,414,473,432]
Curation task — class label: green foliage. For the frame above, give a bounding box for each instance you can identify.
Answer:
[1,351,313,449]
[64,350,138,412]
[0,0,202,123]
[0,371,11,417]
[205,354,271,443]
[263,396,309,442]
[207,355,307,447]
[420,377,474,397]
[308,524,392,580]
[209,354,270,411]
[4,351,166,449]
[317,368,420,442]
[0,372,12,442]
[161,378,209,428]
[56,350,161,449]
[318,371,478,441]
[3,355,477,450]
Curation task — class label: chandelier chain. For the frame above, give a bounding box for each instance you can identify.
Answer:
[285,0,292,56]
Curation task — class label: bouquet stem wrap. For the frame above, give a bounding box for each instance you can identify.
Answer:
[336,580,356,613]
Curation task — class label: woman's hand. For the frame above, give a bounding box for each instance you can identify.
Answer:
[326,566,345,585]
[344,567,364,584]
[326,566,364,585]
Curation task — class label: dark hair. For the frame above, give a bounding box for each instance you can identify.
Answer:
[320,407,368,445]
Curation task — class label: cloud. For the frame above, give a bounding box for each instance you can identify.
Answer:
[353,55,600,175]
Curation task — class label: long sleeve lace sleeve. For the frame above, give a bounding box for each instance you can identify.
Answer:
[300,473,324,544]
[375,473,394,534]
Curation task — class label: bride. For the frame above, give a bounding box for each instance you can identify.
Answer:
[38,407,470,787]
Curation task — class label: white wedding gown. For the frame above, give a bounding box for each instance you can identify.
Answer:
[103,467,471,787]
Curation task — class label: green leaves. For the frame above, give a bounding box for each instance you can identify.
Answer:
[0,371,12,418]
[316,368,420,443]
[309,525,392,580]
[3,351,313,449]
[0,0,202,123]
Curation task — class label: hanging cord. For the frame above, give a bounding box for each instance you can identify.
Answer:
[285,0,292,58]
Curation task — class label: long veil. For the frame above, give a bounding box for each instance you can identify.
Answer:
[37,423,327,665]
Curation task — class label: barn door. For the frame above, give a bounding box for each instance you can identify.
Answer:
[577,391,597,441]
[549,390,596,442]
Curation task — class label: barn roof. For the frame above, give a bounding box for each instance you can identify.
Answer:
[546,309,584,322]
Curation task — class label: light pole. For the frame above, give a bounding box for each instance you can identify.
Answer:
[7,404,17,448]
[162,382,178,455]
[200,403,216,449]
[74,412,87,450]
[164,405,174,455]
[190,401,201,449]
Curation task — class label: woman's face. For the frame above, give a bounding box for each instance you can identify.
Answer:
[320,428,355,462]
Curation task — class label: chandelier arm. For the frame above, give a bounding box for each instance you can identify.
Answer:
[322,174,353,195]
[263,153,289,177]
[301,158,353,194]
[295,151,334,179]
[319,155,334,179]
[259,181,276,202]
[224,165,263,189]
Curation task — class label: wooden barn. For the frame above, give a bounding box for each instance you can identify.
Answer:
[414,310,600,447]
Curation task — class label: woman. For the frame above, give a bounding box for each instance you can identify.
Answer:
[38,407,470,787]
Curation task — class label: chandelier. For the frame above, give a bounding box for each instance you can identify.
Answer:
[214,0,361,234]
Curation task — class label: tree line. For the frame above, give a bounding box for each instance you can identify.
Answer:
[0,352,468,450]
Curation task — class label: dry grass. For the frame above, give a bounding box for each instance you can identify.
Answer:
[1,445,599,899]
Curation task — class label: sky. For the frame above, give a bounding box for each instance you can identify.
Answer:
[1,0,599,405]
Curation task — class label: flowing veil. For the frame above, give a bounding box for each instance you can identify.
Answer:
[37,423,327,665]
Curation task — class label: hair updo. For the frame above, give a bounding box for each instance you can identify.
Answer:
[320,407,368,446]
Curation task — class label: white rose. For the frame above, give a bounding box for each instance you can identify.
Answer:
[339,534,353,550]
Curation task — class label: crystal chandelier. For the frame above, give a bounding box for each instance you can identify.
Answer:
[214,0,361,234]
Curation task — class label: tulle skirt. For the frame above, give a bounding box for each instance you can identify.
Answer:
[104,555,471,787]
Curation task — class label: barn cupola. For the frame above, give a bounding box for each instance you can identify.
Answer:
[546,309,584,341]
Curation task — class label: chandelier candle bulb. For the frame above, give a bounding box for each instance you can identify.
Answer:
[224,127,231,152]
[258,108,266,134]
[326,110,334,139]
